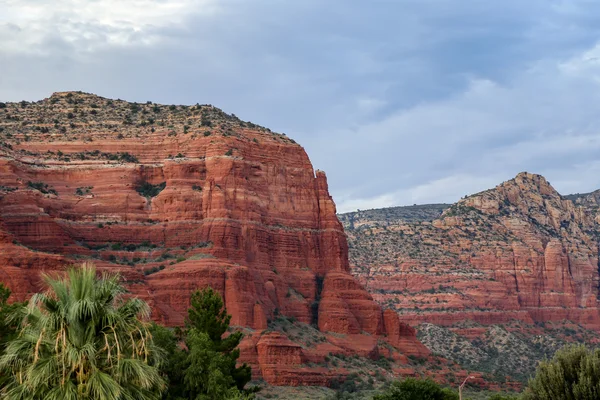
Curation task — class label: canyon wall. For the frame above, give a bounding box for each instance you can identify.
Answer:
[344,172,600,329]
[0,92,424,385]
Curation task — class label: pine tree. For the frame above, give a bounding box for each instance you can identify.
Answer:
[158,287,254,400]
[186,287,251,390]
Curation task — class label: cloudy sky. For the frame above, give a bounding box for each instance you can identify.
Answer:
[3,1,600,212]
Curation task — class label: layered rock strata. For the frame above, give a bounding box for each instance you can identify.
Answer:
[0,92,423,385]
[345,173,600,329]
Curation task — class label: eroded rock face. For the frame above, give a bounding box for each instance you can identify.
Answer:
[0,92,420,385]
[345,172,600,329]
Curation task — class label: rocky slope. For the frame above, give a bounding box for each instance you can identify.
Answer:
[342,172,600,381]
[0,92,438,386]
[338,204,450,228]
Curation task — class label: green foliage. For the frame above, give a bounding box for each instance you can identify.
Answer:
[488,394,520,400]
[373,378,458,400]
[137,181,167,198]
[523,344,600,400]
[75,186,93,196]
[182,330,247,400]
[159,287,254,399]
[114,152,139,163]
[0,283,20,355]
[27,181,57,195]
[327,372,376,399]
[0,263,165,399]
[187,288,248,373]
[144,265,166,276]
[148,324,186,400]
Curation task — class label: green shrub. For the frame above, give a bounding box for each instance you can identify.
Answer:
[27,181,57,195]
[75,186,92,196]
[523,344,600,400]
[119,152,139,163]
[143,265,165,276]
[136,181,166,198]
[488,394,519,400]
[0,283,22,356]
[373,378,458,400]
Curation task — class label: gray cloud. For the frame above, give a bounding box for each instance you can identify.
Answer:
[3,0,600,212]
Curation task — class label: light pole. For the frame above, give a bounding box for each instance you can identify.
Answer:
[459,375,475,400]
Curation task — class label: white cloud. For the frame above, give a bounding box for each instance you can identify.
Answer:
[315,40,600,212]
[4,0,600,213]
[0,0,217,53]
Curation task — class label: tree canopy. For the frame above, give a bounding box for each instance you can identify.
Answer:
[0,263,165,400]
[157,286,253,400]
[523,344,600,400]
[373,378,458,400]
[0,282,20,353]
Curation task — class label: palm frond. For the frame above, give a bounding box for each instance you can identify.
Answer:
[0,263,165,399]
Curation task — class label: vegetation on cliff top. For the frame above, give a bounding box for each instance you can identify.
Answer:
[0,91,298,152]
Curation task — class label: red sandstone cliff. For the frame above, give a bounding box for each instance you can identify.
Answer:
[0,92,426,385]
[345,172,600,329]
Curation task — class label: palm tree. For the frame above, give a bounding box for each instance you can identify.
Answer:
[0,263,165,399]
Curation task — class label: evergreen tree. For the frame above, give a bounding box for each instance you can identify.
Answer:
[186,287,251,391]
[158,287,254,400]
[182,330,247,400]
[149,323,187,400]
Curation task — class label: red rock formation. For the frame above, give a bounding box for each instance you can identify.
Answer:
[346,172,600,330]
[0,92,421,385]
[383,309,429,357]
[255,332,339,386]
